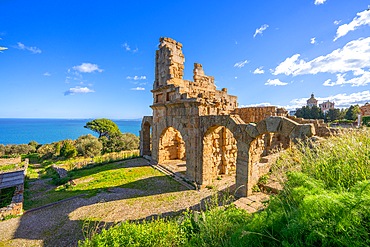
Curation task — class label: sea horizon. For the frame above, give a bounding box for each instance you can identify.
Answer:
[0,118,142,145]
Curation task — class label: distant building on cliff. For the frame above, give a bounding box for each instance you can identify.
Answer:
[319,100,335,114]
[306,93,318,108]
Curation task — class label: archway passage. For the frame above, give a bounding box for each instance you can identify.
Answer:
[203,126,237,185]
[141,122,152,156]
[158,127,186,175]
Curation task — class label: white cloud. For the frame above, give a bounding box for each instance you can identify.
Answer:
[0,46,7,52]
[334,9,370,41]
[323,71,370,87]
[253,24,269,38]
[73,63,103,73]
[334,20,341,25]
[43,72,51,76]
[314,0,326,5]
[253,67,265,74]
[240,102,272,108]
[273,37,370,86]
[234,59,249,68]
[16,42,41,54]
[126,75,146,80]
[289,90,370,109]
[265,79,288,86]
[122,42,138,53]
[64,86,94,96]
[131,87,145,91]
[310,37,316,44]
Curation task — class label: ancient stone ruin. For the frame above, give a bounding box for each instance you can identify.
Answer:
[140,37,314,197]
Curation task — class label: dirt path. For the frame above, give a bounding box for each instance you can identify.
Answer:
[0,158,232,247]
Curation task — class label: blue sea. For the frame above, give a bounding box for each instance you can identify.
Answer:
[0,119,142,145]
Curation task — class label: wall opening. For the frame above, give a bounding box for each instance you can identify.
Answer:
[203,126,237,185]
[141,122,152,156]
[248,133,291,194]
[158,127,186,175]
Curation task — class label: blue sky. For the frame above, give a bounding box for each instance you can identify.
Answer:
[1,0,370,119]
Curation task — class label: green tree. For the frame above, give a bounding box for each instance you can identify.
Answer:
[37,143,56,159]
[60,140,77,159]
[76,134,103,157]
[100,133,139,153]
[345,105,361,121]
[84,118,121,138]
[295,106,323,119]
[326,108,342,122]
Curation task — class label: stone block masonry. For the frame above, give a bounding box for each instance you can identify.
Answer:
[140,37,314,197]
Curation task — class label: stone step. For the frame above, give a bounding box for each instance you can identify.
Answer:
[233,192,270,213]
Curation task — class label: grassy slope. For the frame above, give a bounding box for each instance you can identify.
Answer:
[79,129,370,247]
[24,159,176,210]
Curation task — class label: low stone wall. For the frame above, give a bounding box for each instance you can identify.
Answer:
[287,116,341,137]
[0,157,21,166]
[0,184,24,220]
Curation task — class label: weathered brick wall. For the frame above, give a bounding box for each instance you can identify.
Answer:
[286,116,342,137]
[203,126,237,182]
[0,157,21,166]
[233,107,288,124]
[158,127,185,163]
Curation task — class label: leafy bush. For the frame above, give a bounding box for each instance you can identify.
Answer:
[60,140,77,159]
[75,134,102,157]
[37,143,56,159]
[80,219,186,247]
[100,133,139,153]
[363,116,370,127]
[0,144,35,156]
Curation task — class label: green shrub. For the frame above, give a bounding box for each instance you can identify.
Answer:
[363,116,370,127]
[80,219,186,247]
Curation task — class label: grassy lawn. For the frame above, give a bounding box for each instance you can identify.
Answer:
[24,158,183,210]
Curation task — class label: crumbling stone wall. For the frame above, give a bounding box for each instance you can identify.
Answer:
[202,126,237,184]
[233,107,288,124]
[287,116,340,137]
[141,37,315,197]
[159,127,185,163]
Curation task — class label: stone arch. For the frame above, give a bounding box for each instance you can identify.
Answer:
[202,125,238,185]
[158,127,186,164]
[243,116,314,195]
[139,116,153,156]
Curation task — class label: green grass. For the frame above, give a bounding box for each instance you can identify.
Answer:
[79,129,370,247]
[0,163,25,172]
[24,159,181,210]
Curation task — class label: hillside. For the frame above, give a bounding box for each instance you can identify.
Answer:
[80,129,370,247]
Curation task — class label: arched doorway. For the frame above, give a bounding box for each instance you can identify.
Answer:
[158,127,186,175]
[141,121,152,156]
[202,126,237,185]
[247,132,291,194]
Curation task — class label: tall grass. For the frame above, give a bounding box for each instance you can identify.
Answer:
[274,128,370,190]
[79,129,370,247]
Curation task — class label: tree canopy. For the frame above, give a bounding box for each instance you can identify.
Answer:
[84,118,121,138]
[295,106,324,120]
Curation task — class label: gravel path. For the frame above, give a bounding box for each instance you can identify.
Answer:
[0,158,232,247]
